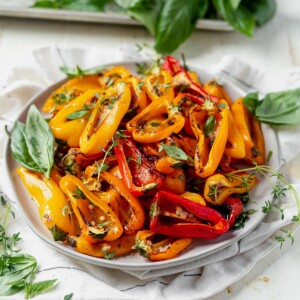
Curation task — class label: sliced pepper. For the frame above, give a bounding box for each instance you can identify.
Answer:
[126,97,185,143]
[173,70,219,103]
[133,230,192,261]
[144,70,174,102]
[114,137,163,196]
[80,82,131,155]
[224,106,246,159]
[203,80,233,106]
[98,66,131,89]
[68,234,135,258]
[43,75,101,114]
[231,98,265,164]
[204,173,257,205]
[222,197,243,228]
[49,89,101,147]
[59,175,123,243]
[17,167,76,241]
[190,101,229,178]
[100,171,145,234]
[150,191,229,239]
[161,169,186,195]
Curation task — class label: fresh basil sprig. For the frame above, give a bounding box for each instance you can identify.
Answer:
[33,0,277,54]
[60,65,107,79]
[11,105,55,179]
[243,88,300,125]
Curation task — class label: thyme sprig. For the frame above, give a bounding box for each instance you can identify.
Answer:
[225,163,300,246]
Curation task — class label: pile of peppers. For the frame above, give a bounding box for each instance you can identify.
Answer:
[17,55,265,262]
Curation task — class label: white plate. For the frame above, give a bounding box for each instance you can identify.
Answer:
[3,61,278,271]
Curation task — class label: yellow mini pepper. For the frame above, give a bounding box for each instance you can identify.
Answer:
[17,167,76,241]
[80,82,131,155]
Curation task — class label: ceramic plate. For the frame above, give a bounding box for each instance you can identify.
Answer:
[3,61,278,271]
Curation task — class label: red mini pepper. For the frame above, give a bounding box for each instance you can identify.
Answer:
[114,136,163,196]
[162,56,183,75]
[149,191,229,239]
[222,197,243,228]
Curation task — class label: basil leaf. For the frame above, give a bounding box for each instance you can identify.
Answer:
[64,293,74,300]
[25,105,55,179]
[243,88,300,125]
[33,0,109,11]
[230,0,241,10]
[115,0,163,35]
[254,88,300,125]
[49,225,68,241]
[155,0,199,54]
[25,279,57,299]
[11,121,41,172]
[204,115,216,138]
[0,255,37,296]
[242,92,260,114]
[160,144,188,161]
[198,0,209,18]
[242,0,276,26]
[60,65,107,78]
[213,0,255,37]
[66,109,90,120]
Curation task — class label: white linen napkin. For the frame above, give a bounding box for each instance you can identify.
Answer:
[0,45,300,300]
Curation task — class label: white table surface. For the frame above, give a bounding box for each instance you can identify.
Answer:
[0,1,300,299]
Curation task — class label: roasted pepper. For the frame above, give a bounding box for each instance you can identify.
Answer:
[49,89,101,147]
[144,70,174,102]
[204,173,257,205]
[80,82,131,155]
[17,167,76,241]
[60,175,123,243]
[114,137,163,196]
[224,107,246,159]
[180,191,206,206]
[173,70,219,103]
[43,75,101,114]
[133,230,192,261]
[161,169,186,195]
[231,97,265,164]
[190,101,229,178]
[222,197,243,228]
[150,191,229,239]
[100,171,145,234]
[126,97,185,143]
[68,234,136,258]
[203,80,233,106]
[98,66,131,89]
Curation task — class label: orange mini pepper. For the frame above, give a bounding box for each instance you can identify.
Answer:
[100,171,145,235]
[133,230,192,261]
[190,101,229,178]
[203,80,233,106]
[98,66,131,89]
[126,96,185,143]
[145,70,174,102]
[231,98,265,164]
[68,234,136,258]
[60,175,123,243]
[17,167,76,241]
[204,173,257,205]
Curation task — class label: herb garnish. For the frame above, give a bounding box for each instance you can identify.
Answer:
[11,105,55,179]
[60,65,107,78]
[0,197,57,298]
[159,144,188,161]
[66,109,90,120]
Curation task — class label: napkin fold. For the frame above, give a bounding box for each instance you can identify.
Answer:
[0,45,299,300]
